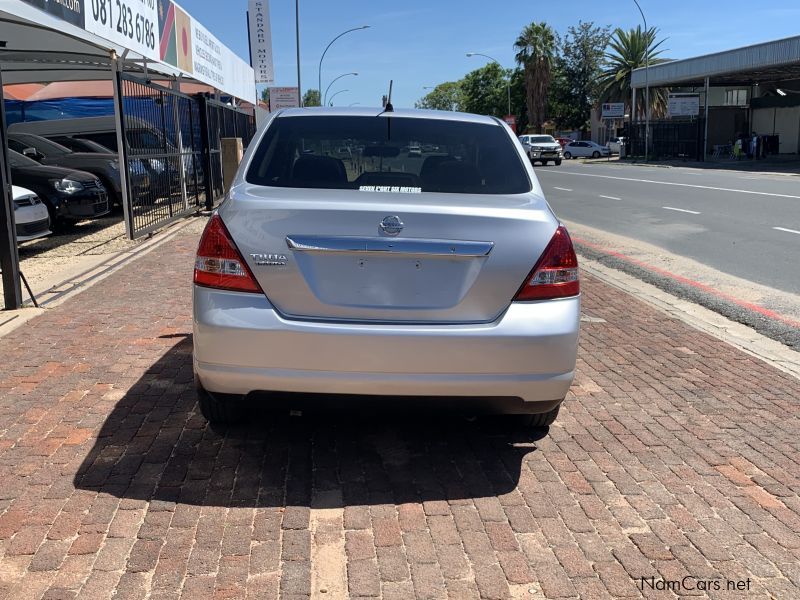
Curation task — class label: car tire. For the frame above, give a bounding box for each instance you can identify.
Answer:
[563,152,572,159]
[196,381,246,424]
[592,151,600,158]
[555,159,562,166]
[521,405,561,428]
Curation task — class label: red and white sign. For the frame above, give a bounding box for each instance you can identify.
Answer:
[503,115,517,133]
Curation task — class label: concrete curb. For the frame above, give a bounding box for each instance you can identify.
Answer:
[580,256,800,382]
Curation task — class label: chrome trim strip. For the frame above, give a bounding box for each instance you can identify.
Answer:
[285,235,494,257]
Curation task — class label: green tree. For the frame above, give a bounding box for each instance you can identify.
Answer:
[260,87,270,106]
[459,63,510,118]
[598,26,669,119]
[514,22,557,132]
[415,81,464,111]
[303,88,321,107]
[550,21,611,133]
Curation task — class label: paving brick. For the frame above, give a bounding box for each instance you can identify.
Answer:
[0,224,799,598]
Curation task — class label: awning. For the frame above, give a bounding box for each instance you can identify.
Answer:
[632,35,800,89]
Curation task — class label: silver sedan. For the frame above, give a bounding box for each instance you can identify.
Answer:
[192,107,580,428]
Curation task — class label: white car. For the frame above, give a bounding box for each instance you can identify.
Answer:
[13,186,51,242]
[606,137,626,155]
[562,141,611,159]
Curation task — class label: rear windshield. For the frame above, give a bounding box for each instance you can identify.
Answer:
[246,115,530,194]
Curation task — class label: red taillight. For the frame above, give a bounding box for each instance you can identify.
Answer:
[514,225,580,301]
[194,214,262,293]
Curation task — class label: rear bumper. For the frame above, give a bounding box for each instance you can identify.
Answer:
[193,286,579,408]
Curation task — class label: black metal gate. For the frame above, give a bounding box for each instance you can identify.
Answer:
[116,75,204,238]
[628,118,705,161]
[197,96,257,210]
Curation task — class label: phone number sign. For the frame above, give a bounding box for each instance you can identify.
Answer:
[84,0,160,61]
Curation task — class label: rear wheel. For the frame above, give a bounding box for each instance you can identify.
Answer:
[519,405,560,428]
[196,381,246,424]
[592,151,600,158]
[563,151,572,159]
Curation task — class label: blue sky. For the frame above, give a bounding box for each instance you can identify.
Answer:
[181,0,800,108]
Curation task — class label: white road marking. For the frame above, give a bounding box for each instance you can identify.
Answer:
[553,187,573,192]
[663,206,701,215]
[599,195,621,200]
[773,226,800,235]
[542,170,800,199]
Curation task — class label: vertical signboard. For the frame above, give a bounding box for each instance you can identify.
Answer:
[248,0,274,84]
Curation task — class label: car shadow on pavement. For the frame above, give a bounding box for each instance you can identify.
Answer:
[73,338,544,508]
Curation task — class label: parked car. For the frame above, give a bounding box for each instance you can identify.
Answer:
[555,137,572,148]
[12,186,51,242]
[7,150,110,225]
[193,107,580,428]
[6,132,148,206]
[518,134,562,165]
[606,137,626,155]
[407,144,422,157]
[562,140,611,159]
[10,116,201,188]
[46,136,115,154]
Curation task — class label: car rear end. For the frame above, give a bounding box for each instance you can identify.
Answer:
[192,108,580,424]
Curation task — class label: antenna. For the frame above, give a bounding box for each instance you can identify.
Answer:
[384,80,394,112]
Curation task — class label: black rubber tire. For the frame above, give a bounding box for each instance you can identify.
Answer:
[555,159,562,166]
[520,405,561,428]
[563,152,572,159]
[197,382,246,424]
[592,151,600,158]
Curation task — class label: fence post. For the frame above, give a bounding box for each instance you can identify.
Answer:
[197,95,214,211]
[111,54,134,240]
[0,65,22,309]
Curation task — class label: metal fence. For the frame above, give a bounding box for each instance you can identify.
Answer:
[627,119,705,161]
[198,96,257,210]
[115,75,257,238]
[117,75,204,239]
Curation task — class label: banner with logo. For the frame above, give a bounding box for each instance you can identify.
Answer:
[16,0,255,103]
[20,0,85,28]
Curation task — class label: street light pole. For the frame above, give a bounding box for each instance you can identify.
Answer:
[324,72,358,106]
[632,0,649,162]
[318,26,370,107]
[295,0,302,106]
[328,89,349,106]
[466,52,511,117]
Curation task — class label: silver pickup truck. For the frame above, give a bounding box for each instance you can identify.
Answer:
[518,134,563,166]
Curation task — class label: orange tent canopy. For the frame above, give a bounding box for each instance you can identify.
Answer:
[24,80,216,101]
[2,83,46,101]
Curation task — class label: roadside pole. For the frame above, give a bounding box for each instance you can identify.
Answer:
[703,76,710,162]
[0,67,23,310]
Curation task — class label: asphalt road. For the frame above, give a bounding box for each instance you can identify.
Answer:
[536,160,800,295]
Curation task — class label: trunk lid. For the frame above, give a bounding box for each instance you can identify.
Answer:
[221,186,558,324]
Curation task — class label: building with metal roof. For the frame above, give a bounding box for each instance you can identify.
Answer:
[627,35,800,160]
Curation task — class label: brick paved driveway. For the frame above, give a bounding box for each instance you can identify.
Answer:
[1,219,798,599]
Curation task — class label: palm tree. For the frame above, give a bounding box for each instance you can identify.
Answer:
[599,26,668,119]
[514,22,557,132]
